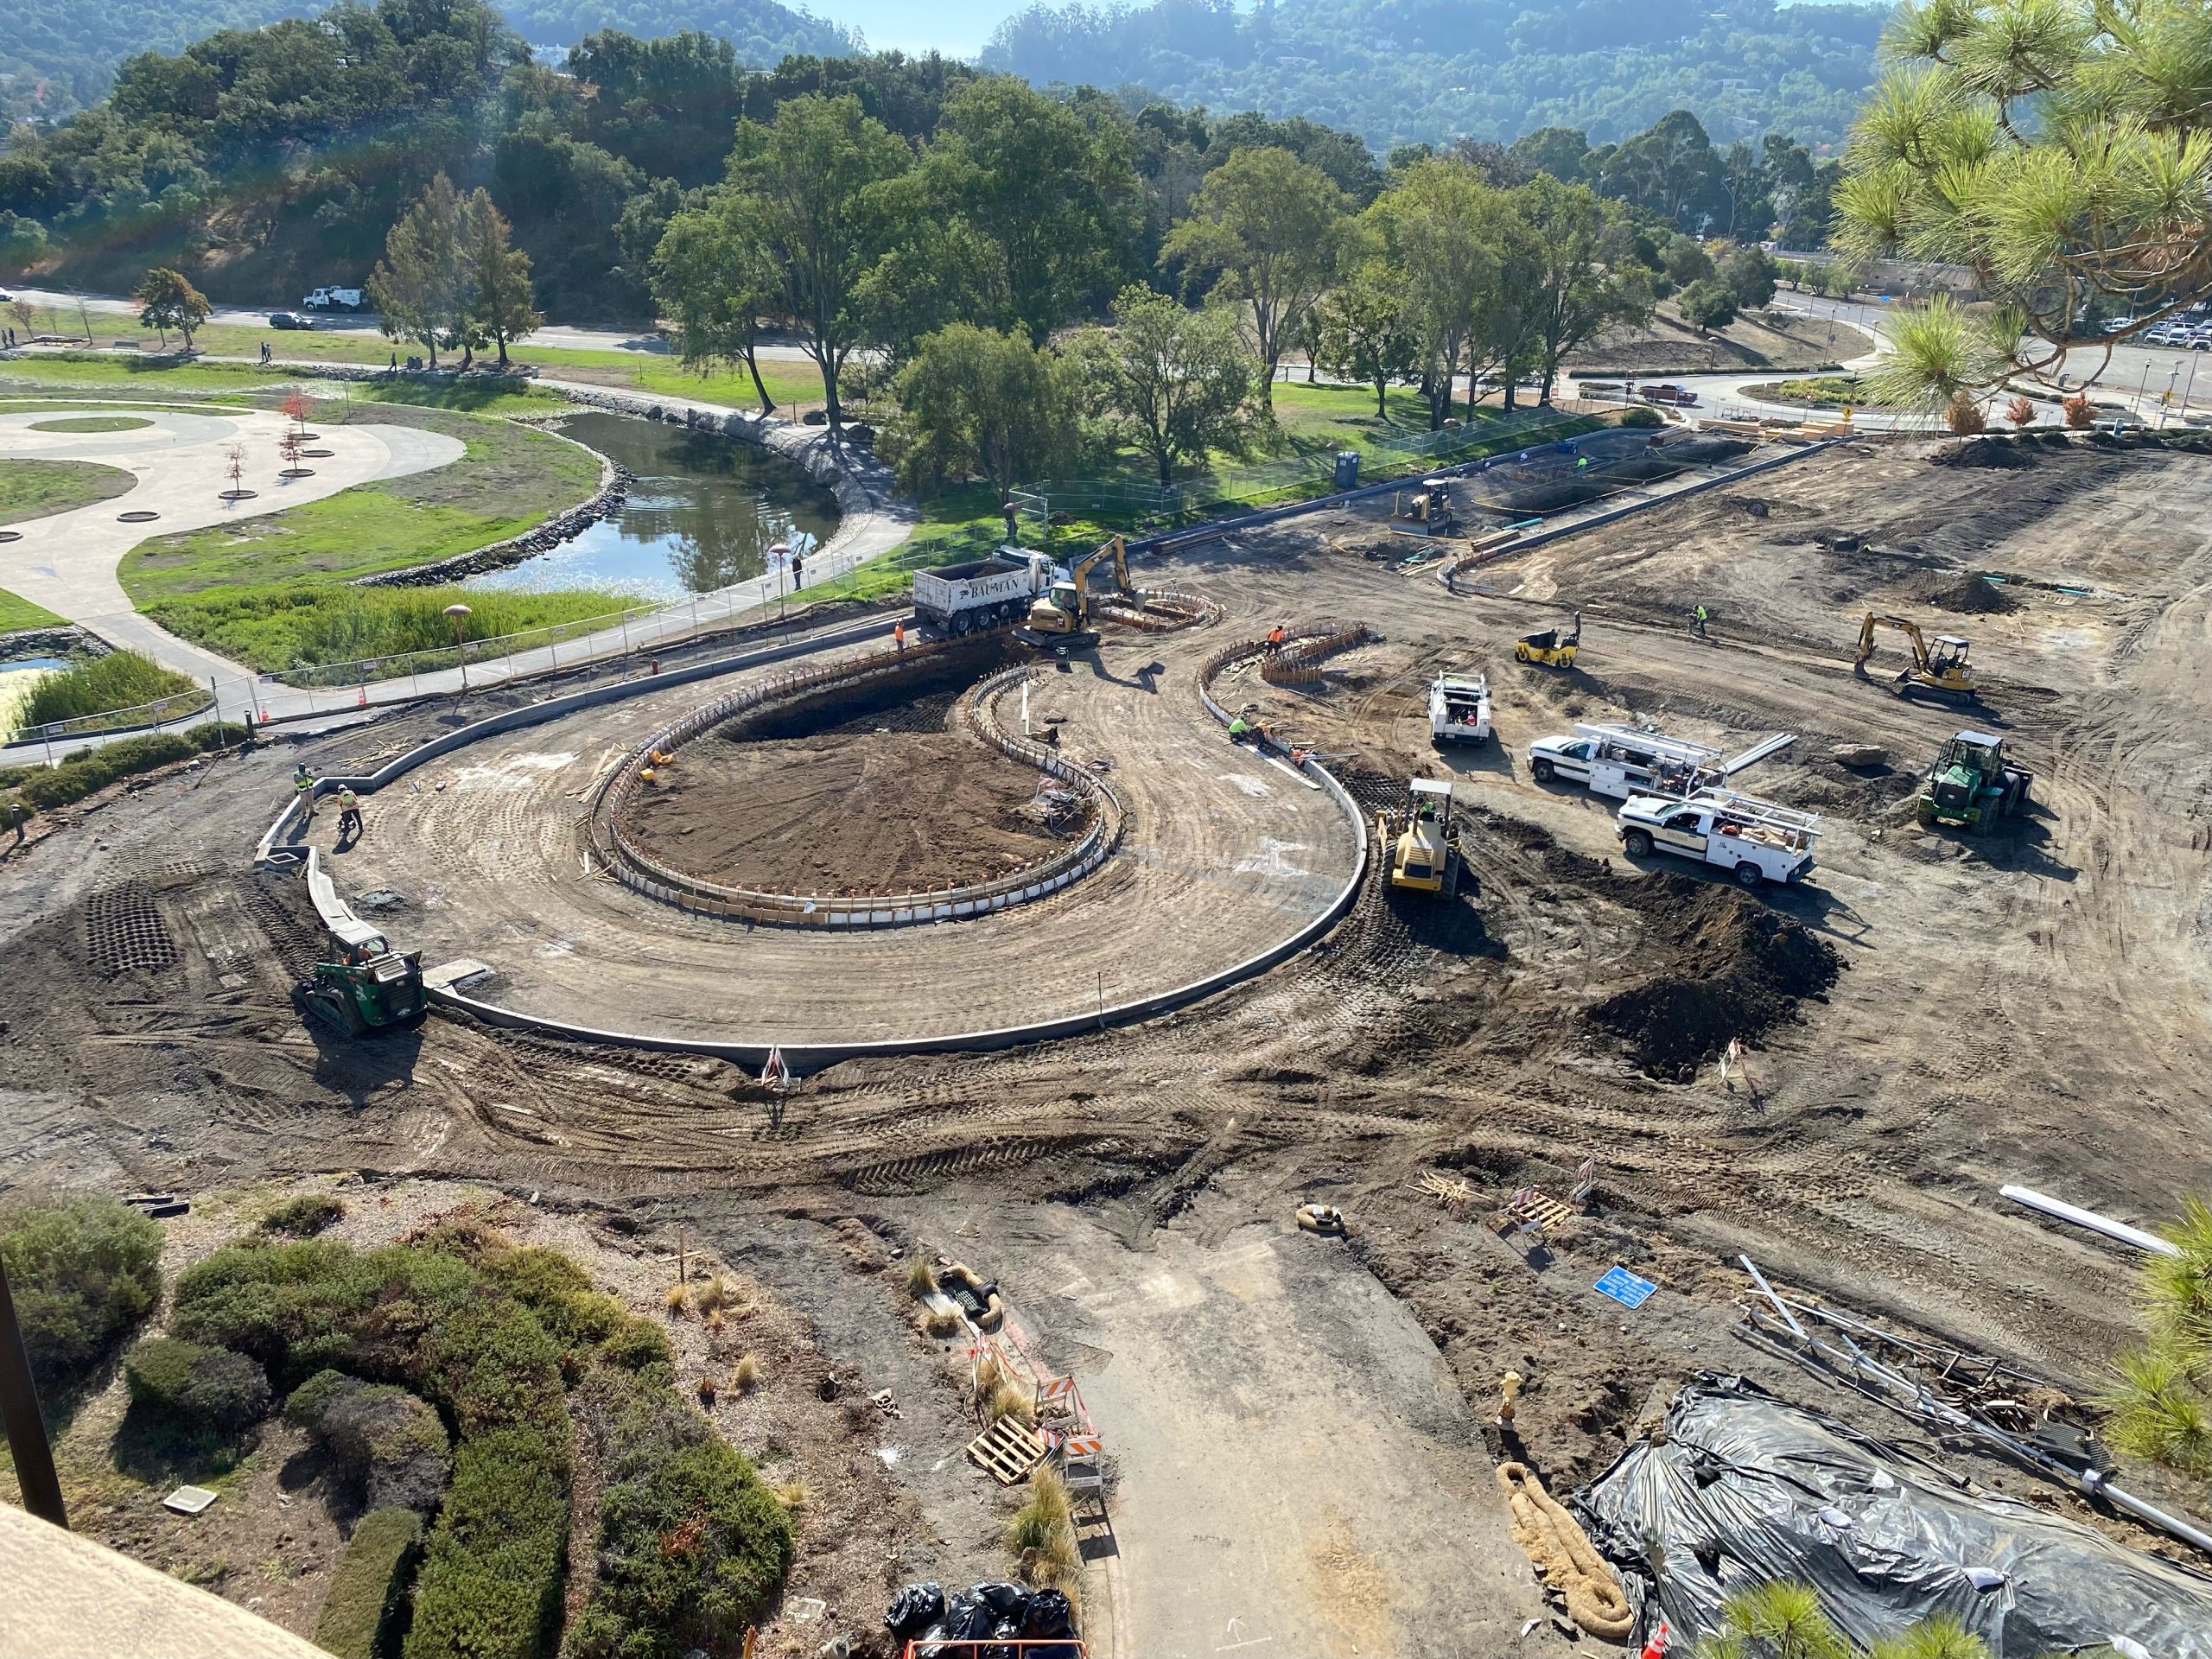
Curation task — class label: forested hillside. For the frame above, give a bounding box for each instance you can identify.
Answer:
[0,0,855,122]
[984,0,1890,150]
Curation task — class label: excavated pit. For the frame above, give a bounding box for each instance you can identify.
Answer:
[615,638,1088,896]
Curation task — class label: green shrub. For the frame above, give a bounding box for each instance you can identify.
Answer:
[404,1426,570,1659]
[124,1336,272,1429]
[566,1366,792,1659]
[16,649,200,730]
[2,721,249,817]
[286,1369,451,1513]
[486,1246,669,1375]
[0,1193,162,1384]
[315,1507,424,1659]
[1618,405,1665,429]
[260,1192,346,1237]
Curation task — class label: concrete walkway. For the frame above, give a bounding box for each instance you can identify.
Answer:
[0,407,461,682]
[0,383,915,750]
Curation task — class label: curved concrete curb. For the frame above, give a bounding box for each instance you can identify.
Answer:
[257,617,1370,1071]
[592,653,1124,928]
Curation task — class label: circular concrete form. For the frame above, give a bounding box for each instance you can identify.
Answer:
[0,531,18,544]
[279,467,315,479]
[336,618,1366,1057]
[300,449,334,458]
[117,511,160,522]
[593,644,1120,928]
[219,490,259,502]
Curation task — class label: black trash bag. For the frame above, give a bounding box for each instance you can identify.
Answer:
[885,1581,945,1638]
[942,1591,995,1641]
[909,1621,950,1659]
[974,1583,1030,1622]
[1020,1590,1073,1637]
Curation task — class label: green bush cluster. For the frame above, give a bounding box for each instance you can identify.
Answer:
[1,721,249,817]
[286,1369,452,1513]
[485,1245,672,1378]
[566,1365,794,1659]
[124,1335,273,1429]
[16,649,200,731]
[315,1507,426,1659]
[0,1193,162,1385]
[260,1192,346,1237]
[1618,406,1665,429]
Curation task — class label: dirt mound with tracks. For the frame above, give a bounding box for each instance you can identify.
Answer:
[1911,570,2024,614]
[620,730,1083,895]
[1584,885,1840,1078]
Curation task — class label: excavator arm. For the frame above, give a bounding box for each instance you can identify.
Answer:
[1855,613,1934,673]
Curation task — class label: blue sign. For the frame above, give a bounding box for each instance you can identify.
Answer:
[1594,1266,1658,1309]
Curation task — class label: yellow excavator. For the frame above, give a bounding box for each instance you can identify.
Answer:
[1015,536,1132,656]
[1853,613,1978,699]
[1376,778,1464,898]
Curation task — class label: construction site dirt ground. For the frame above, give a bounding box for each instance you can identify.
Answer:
[8,430,2212,1649]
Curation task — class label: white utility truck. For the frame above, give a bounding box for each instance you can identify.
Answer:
[912,548,1061,635]
[1527,723,1796,799]
[1616,788,1819,887]
[1427,672,1492,747]
[301,286,366,312]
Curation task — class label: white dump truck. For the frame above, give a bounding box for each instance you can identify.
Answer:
[300,286,366,312]
[1428,672,1492,747]
[1528,723,1796,799]
[912,548,1060,635]
[1616,788,1819,887]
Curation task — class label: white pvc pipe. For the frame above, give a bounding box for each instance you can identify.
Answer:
[1999,1185,2180,1256]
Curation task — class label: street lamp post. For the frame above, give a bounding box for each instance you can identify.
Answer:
[444,602,472,694]
[770,542,790,625]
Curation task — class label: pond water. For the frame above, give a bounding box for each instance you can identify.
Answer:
[464,411,841,601]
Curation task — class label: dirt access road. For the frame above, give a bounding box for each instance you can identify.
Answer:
[7,430,2212,1643]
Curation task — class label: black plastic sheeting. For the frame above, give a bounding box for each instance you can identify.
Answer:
[1573,1375,2212,1656]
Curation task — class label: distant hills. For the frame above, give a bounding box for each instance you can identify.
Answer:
[982,0,1891,150]
[1,0,855,120]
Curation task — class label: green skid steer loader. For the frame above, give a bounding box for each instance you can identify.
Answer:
[296,849,425,1036]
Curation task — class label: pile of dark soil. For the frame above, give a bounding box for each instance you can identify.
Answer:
[1586,887,1840,1079]
[1931,436,2037,469]
[1911,571,2023,614]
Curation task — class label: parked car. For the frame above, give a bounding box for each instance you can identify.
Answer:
[269,312,315,330]
[1639,383,1700,407]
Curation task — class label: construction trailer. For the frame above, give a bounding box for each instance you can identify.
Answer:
[1917,729,2031,832]
[1616,786,1820,887]
[1427,671,1492,747]
[1526,723,1796,798]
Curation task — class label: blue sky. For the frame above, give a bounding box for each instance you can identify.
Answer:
[804,0,1025,56]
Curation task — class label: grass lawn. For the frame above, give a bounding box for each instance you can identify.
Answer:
[26,415,154,433]
[120,409,602,602]
[0,588,66,632]
[0,459,137,524]
[0,354,289,393]
[1744,375,1865,407]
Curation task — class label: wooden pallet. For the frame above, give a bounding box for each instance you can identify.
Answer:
[966,1416,1049,1485]
[1418,1171,1477,1210]
[1495,1186,1577,1240]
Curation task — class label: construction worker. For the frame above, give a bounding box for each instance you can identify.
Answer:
[1001,500,1020,542]
[1228,714,1251,742]
[337,785,363,842]
[6,800,25,845]
[893,620,906,652]
[294,762,316,823]
[1266,624,1286,654]
[1694,602,1709,639]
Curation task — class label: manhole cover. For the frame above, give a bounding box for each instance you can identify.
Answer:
[118,510,160,523]
[84,880,179,975]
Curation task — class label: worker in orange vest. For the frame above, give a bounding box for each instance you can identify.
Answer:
[1266,624,1286,654]
[893,620,906,652]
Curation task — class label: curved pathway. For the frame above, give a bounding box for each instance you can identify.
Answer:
[0,407,461,679]
[321,621,1363,1058]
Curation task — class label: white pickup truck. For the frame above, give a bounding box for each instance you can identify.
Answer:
[1427,672,1491,747]
[1529,723,1797,800]
[1616,788,1818,887]
[301,286,365,312]
[911,548,1060,635]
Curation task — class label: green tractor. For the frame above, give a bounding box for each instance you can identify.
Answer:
[1916,729,2031,833]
